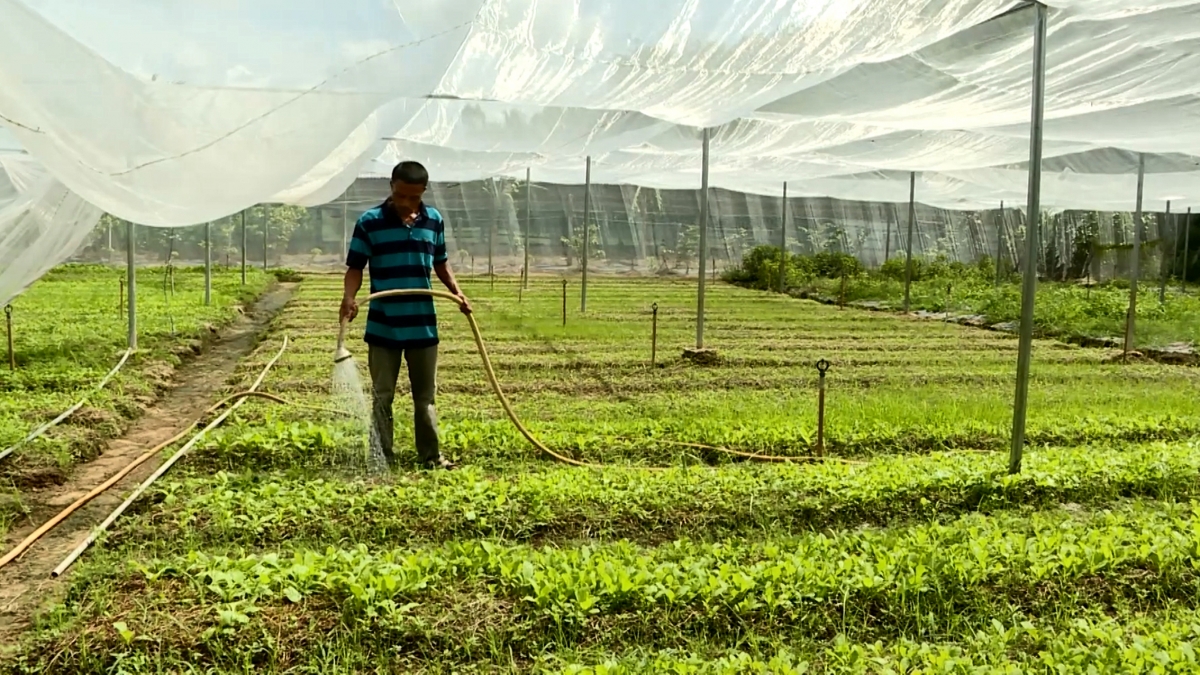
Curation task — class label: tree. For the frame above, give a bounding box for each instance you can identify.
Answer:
[675,223,700,274]
[561,219,606,270]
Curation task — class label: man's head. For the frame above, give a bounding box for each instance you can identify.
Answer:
[389,161,429,223]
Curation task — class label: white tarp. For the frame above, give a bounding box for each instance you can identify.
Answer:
[1,0,1200,301]
[0,129,102,305]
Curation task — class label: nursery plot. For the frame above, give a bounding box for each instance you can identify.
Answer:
[0,265,269,537]
[244,274,1199,463]
[805,272,1200,351]
[5,272,1200,674]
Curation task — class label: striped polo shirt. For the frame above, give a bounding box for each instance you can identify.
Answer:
[346,200,448,350]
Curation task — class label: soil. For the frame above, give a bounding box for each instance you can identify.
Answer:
[0,282,295,648]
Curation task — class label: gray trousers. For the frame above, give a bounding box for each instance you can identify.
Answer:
[368,344,440,465]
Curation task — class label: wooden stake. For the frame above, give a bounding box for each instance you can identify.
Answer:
[561,279,567,326]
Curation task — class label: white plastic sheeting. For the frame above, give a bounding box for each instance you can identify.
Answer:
[2,0,1200,302]
[0,129,102,305]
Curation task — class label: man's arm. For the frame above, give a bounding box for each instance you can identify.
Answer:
[343,215,371,322]
[434,261,471,314]
[341,267,363,322]
[431,215,470,314]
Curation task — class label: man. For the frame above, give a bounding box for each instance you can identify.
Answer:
[340,161,471,470]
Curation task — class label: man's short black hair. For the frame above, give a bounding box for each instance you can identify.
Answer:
[391,161,429,185]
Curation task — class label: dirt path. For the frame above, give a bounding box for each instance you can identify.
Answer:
[0,282,295,646]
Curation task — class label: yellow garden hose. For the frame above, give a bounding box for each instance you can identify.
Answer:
[337,289,838,468]
[339,288,599,468]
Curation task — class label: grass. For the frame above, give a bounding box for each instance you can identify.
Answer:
[806,270,1200,348]
[726,245,1200,348]
[0,264,270,535]
[4,271,1200,673]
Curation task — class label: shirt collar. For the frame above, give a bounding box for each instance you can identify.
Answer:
[381,199,427,227]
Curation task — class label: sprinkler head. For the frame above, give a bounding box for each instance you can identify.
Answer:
[333,345,353,364]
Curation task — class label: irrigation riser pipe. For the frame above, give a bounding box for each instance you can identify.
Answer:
[816,359,830,456]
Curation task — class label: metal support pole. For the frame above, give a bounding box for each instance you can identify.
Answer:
[1061,213,1069,282]
[5,305,14,370]
[341,202,348,268]
[240,211,247,285]
[262,206,269,270]
[1124,154,1146,359]
[996,201,1005,286]
[1173,204,1186,287]
[1184,207,1193,293]
[779,182,788,292]
[696,128,711,349]
[204,222,212,306]
[902,171,917,312]
[487,179,496,286]
[524,167,532,290]
[884,213,892,263]
[561,279,567,326]
[1160,200,1172,304]
[581,157,592,312]
[126,220,137,350]
[651,302,659,367]
[1009,1,1047,475]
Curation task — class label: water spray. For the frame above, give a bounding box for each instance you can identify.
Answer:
[333,288,593,468]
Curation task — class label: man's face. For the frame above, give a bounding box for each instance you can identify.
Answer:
[389,181,426,223]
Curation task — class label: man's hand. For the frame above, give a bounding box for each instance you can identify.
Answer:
[454,292,472,315]
[340,296,359,322]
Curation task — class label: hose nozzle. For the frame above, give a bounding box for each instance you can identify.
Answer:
[334,320,353,364]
